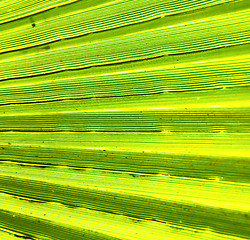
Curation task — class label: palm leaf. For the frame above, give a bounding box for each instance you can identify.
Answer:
[0,0,249,239]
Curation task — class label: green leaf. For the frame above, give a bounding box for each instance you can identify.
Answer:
[0,0,249,239]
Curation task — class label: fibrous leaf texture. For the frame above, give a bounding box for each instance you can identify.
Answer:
[0,0,249,239]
